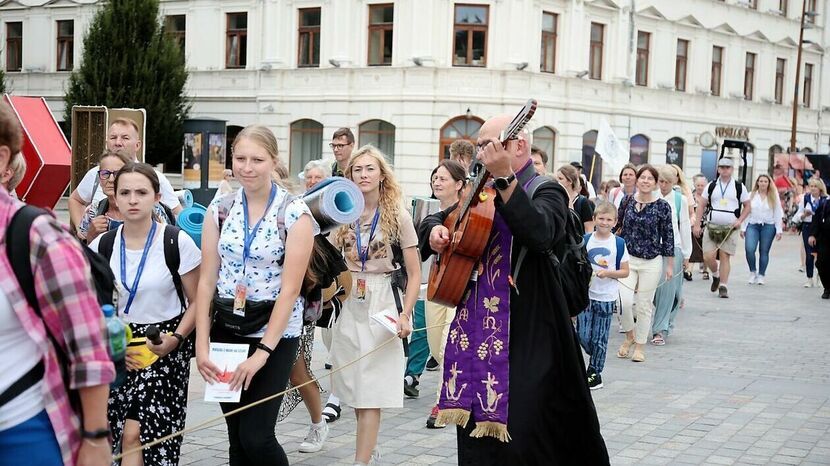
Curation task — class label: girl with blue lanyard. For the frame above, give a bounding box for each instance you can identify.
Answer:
[194,125,317,466]
[88,163,201,466]
[331,145,421,466]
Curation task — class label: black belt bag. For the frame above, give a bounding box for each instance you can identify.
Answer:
[212,296,275,335]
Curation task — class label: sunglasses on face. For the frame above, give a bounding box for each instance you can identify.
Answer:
[98,169,120,180]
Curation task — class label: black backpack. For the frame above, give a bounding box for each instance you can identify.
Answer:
[513,177,592,317]
[705,179,744,220]
[96,224,186,310]
[1,205,117,411]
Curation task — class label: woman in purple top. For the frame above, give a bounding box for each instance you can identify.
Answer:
[615,165,674,363]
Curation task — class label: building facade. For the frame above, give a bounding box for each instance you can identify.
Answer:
[3,0,830,195]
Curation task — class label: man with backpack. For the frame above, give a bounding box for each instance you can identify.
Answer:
[419,114,608,465]
[68,118,182,236]
[0,101,114,465]
[694,158,751,298]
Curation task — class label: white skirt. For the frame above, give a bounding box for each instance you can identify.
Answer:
[330,272,405,409]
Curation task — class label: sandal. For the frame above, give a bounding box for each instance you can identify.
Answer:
[322,402,341,423]
[632,349,645,362]
[651,334,665,346]
[617,339,635,358]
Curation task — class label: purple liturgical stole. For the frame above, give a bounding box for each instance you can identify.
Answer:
[437,209,514,442]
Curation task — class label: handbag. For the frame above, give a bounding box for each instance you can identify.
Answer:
[212,295,275,335]
[707,224,734,245]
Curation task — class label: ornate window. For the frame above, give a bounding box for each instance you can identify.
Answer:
[630,134,650,166]
[290,119,323,172]
[440,116,483,159]
[359,120,396,163]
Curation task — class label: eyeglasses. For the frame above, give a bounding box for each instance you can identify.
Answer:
[98,169,120,180]
[475,137,517,153]
[329,143,353,150]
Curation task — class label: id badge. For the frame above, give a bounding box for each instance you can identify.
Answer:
[719,198,728,207]
[233,283,247,316]
[356,278,367,301]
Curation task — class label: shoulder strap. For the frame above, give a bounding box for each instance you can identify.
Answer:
[805,193,811,207]
[216,193,237,232]
[98,228,118,261]
[514,177,558,285]
[163,225,185,310]
[615,236,625,270]
[7,206,47,313]
[674,190,682,225]
[91,174,100,202]
[707,180,716,198]
[275,193,297,247]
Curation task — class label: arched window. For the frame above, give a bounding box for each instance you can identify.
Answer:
[769,144,784,177]
[440,116,483,159]
[290,119,323,172]
[533,126,556,169]
[666,137,685,168]
[630,134,650,166]
[359,119,396,163]
[582,130,602,190]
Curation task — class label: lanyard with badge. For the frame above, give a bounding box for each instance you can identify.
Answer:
[717,179,730,207]
[233,183,278,316]
[119,221,157,315]
[354,208,380,300]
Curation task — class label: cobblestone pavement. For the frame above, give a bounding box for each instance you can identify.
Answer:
[173,234,829,465]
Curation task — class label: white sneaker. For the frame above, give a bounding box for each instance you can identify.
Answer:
[299,422,329,453]
[369,447,382,465]
[748,273,757,285]
[756,275,766,285]
[803,278,815,288]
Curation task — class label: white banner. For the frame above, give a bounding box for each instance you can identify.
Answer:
[595,119,628,174]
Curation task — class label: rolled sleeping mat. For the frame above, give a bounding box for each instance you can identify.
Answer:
[175,189,194,209]
[303,177,365,233]
[178,203,207,249]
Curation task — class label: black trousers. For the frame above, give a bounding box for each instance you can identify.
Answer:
[212,326,300,466]
[817,240,830,290]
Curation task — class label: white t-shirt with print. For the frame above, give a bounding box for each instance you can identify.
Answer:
[702,177,750,226]
[0,289,44,431]
[89,226,201,324]
[586,233,629,302]
[76,165,181,209]
[210,188,320,338]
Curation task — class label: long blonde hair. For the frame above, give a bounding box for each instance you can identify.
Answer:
[671,164,692,197]
[752,174,779,207]
[333,145,404,254]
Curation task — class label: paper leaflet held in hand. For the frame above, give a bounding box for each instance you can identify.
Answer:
[370,309,399,335]
[204,343,249,403]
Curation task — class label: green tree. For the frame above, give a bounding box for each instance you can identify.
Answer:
[64,0,189,167]
[0,69,6,95]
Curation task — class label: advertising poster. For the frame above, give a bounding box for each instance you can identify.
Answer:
[182,132,202,189]
[208,133,226,188]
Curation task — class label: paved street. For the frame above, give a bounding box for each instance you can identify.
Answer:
[169,234,829,465]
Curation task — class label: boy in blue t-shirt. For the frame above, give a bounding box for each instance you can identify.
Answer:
[577,202,630,390]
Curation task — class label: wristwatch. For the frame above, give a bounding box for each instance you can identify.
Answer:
[493,173,516,190]
[82,428,111,439]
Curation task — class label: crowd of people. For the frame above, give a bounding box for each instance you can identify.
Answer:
[1,96,828,466]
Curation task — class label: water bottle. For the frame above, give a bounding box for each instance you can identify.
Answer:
[103,304,127,388]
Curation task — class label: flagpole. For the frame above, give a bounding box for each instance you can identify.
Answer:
[589,153,598,183]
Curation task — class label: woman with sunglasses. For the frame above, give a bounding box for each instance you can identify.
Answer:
[79,150,170,244]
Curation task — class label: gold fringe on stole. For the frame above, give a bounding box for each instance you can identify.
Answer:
[469,421,512,443]
[436,408,470,428]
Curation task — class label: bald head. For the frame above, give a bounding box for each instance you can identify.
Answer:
[476,114,530,173]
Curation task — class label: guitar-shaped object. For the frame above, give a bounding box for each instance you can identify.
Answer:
[427,99,538,307]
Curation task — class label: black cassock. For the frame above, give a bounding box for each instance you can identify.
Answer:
[419,168,609,466]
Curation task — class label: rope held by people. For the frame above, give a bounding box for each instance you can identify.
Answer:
[112,322,447,461]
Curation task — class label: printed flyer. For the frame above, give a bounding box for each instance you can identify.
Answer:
[204,343,249,403]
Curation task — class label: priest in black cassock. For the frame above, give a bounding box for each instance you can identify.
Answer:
[418,114,609,465]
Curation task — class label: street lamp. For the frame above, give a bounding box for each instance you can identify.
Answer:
[791,1,819,153]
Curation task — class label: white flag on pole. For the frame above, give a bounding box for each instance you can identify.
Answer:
[595,119,628,174]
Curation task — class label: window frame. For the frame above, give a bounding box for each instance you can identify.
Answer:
[635,31,650,86]
[675,39,689,91]
[56,19,74,72]
[439,115,483,159]
[358,119,396,162]
[589,22,604,80]
[541,11,557,74]
[164,15,186,58]
[5,22,22,72]
[298,7,322,68]
[289,119,324,172]
[367,3,394,66]
[452,3,489,67]
[803,63,813,107]
[775,58,786,104]
[711,46,723,96]
[807,0,817,23]
[779,0,788,16]
[744,52,756,101]
[225,12,247,69]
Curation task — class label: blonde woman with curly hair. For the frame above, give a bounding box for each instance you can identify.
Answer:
[330,145,421,465]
